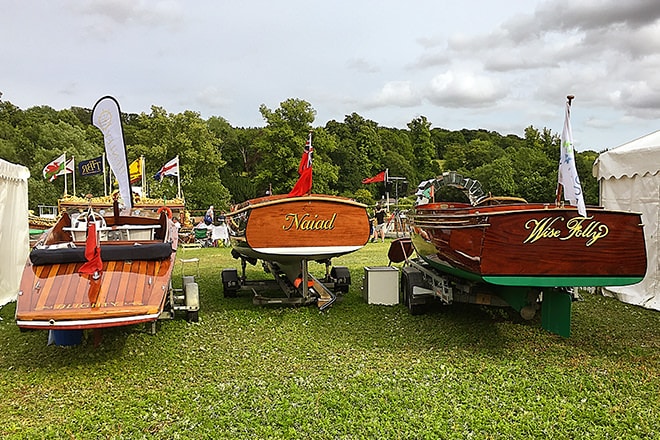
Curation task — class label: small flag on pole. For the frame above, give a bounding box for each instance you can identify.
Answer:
[128,158,142,184]
[154,156,179,181]
[78,155,104,176]
[362,169,388,184]
[79,218,103,278]
[42,153,67,182]
[288,132,313,197]
[558,95,587,217]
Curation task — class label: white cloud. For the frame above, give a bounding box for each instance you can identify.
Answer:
[364,81,421,109]
[426,71,506,107]
[346,58,380,74]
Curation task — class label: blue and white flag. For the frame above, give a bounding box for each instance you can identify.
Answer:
[154,156,179,181]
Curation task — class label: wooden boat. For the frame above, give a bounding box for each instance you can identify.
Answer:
[410,172,647,288]
[396,171,647,337]
[223,193,370,308]
[226,193,370,264]
[15,207,177,330]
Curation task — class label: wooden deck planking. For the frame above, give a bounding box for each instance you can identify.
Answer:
[48,263,77,310]
[121,260,141,306]
[34,264,61,311]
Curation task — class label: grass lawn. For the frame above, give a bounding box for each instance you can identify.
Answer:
[0,241,658,439]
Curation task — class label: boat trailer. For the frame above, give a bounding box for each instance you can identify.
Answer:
[221,252,351,311]
[389,238,575,337]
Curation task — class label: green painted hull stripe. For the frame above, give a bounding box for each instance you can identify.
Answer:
[482,276,643,287]
[419,257,642,287]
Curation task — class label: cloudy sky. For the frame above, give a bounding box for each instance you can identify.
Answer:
[3,0,660,151]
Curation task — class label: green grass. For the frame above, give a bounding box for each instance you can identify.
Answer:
[1,241,658,439]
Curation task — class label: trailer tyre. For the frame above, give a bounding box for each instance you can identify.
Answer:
[186,310,199,322]
[401,268,425,316]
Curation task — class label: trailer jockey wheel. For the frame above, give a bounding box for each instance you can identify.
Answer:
[221,268,240,298]
[330,266,351,293]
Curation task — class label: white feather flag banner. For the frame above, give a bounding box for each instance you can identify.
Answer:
[92,96,132,211]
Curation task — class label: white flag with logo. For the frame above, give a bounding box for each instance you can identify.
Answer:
[558,99,587,217]
[92,96,133,211]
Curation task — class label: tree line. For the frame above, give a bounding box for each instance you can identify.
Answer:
[0,97,600,213]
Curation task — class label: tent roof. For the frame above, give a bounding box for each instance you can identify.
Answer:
[593,130,660,180]
[0,158,30,182]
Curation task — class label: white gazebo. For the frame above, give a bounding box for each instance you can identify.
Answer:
[0,159,30,306]
[593,131,660,310]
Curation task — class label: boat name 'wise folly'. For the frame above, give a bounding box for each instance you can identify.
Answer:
[523,216,609,246]
[282,213,337,231]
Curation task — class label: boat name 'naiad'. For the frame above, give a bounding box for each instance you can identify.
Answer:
[523,216,609,246]
[282,213,337,231]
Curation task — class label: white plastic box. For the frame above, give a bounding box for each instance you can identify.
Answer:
[362,266,399,305]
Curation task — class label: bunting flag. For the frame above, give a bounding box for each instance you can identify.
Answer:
[78,219,103,277]
[288,132,313,197]
[78,155,103,176]
[154,156,179,181]
[92,96,133,211]
[42,153,67,182]
[128,158,142,184]
[558,97,587,217]
[362,169,388,184]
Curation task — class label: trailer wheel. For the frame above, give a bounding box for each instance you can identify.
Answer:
[401,268,425,315]
[186,310,199,323]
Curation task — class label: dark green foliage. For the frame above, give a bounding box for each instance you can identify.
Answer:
[0,99,601,211]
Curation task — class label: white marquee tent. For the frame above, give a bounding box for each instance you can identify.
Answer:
[593,131,660,311]
[0,159,30,306]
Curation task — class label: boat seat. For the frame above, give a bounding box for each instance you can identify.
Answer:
[63,224,161,241]
[30,242,173,266]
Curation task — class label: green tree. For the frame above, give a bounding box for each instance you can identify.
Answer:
[407,116,435,180]
[128,107,230,211]
[255,99,334,196]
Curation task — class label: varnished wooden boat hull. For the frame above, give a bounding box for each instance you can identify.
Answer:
[227,194,370,263]
[16,211,176,330]
[16,256,174,329]
[411,203,647,287]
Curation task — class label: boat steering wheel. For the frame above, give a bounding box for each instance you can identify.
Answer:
[74,210,107,230]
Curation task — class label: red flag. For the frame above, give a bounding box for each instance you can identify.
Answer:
[288,133,313,197]
[79,220,103,276]
[362,170,387,184]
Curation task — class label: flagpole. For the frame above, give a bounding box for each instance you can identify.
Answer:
[141,156,146,197]
[72,156,76,196]
[176,155,181,199]
[102,153,107,196]
[556,94,574,206]
[63,152,68,196]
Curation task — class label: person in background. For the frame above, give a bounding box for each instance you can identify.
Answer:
[204,205,214,225]
[371,204,387,243]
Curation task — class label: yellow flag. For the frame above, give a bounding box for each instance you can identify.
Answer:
[114,158,142,186]
[129,158,142,184]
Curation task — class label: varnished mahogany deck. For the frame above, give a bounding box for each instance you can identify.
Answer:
[16,211,175,330]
